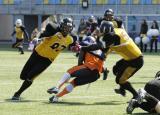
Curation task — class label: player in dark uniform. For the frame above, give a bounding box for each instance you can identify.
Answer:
[47,36,106,103]
[81,21,143,99]
[11,17,74,101]
[11,19,29,54]
[88,15,110,80]
[98,8,123,28]
[86,15,99,36]
[127,76,160,114]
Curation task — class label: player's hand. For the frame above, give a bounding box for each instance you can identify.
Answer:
[70,44,81,52]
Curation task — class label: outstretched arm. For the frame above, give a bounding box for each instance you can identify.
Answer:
[39,23,58,38]
[81,43,102,52]
[11,30,16,37]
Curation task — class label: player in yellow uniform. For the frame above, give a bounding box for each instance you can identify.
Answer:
[11,19,29,54]
[98,8,123,80]
[81,21,143,99]
[11,17,74,100]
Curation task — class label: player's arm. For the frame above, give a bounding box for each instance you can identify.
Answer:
[11,26,16,37]
[39,23,58,38]
[11,31,16,37]
[103,33,120,47]
[21,26,29,40]
[114,17,123,28]
[81,43,102,52]
[78,50,85,65]
[81,33,120,52]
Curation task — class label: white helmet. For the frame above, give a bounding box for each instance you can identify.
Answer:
[15,19,22,27]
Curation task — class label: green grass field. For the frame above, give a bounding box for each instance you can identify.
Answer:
[0,45,160,115]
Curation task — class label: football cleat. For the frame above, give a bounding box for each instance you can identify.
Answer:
[155,71,160,78]
[137,88,146,104]
[11,93,20,101]
[47,87,59,94]
[126,99,137,114]
[20,51,24,54]
[49,95,59,103]
[114,88,126,97]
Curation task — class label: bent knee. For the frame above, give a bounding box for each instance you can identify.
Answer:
[20,75,26,80]
[116,77,127,84]
[90,73,100,82]
[113,65,118,76]
[20,72,28,80]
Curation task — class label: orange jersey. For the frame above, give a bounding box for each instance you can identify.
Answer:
[67,51,104,75]
[84,50,105,73]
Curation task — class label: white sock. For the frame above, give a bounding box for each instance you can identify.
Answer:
[57,72,71,88]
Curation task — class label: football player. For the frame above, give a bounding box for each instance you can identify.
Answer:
[103,8,124,28]
[127,75,160,114]
[47,36,106,103]
[11,19,29,54]
[11,17,74,101]
[99,8,123,80]
[81,21,144,99]
[87,16,109,80]
[86,15,99,36]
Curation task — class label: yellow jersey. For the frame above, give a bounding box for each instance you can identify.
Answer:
[110,28,142,60]
[35,32,73,61]
[15,27,24,39]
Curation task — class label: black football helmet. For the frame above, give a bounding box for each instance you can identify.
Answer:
[104,9,114,21]
[60,17,73,36]
[88,15,96,23]
[100,21,114,34]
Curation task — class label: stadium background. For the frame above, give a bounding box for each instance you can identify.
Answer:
[0,0,160,45]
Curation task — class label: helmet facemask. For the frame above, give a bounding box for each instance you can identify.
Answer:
[104,9,114,21]
[100,21,114,36]
[60,18,73,36]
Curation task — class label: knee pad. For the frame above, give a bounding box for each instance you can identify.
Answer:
[66,84,74,92]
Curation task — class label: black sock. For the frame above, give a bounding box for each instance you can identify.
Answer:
[120,82,138,98]
[15,79,32,96]
[139,102,155,113]
[19,47,24,54]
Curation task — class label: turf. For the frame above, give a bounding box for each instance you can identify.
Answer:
[0,45,160,115]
